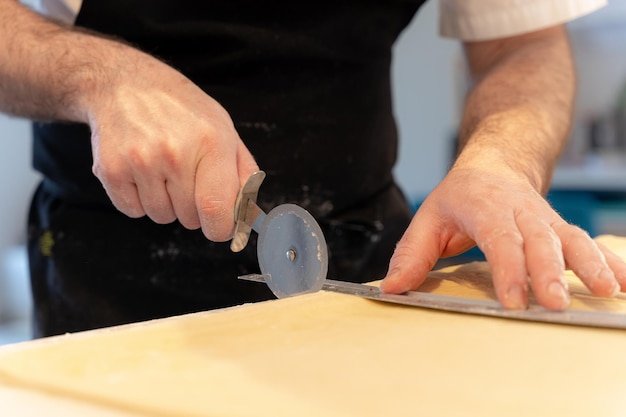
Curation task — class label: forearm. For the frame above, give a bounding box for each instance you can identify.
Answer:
[456,26,575,195]
[0,0,136,123]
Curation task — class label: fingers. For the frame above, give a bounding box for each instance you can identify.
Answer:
[166,177,200,229]
[481,213,621,310]
[194,153,238,241]
[476,224,530,310]
[595,241,626,291]
[380,199,624,312]
[554,223,620,298]
[483,212,622,310]
[93,128,258,241]
[377,163,626,311]
[134,170,177,225]
[87,57,257,240]
[94,140,192,226]
[380,207,447,294]
[92,148,146,219]
[96,158,201,228]
[512,213,567,310]
[97,176,145,219]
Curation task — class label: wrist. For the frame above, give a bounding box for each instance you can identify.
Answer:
[58,33,136,124]
[456,109,563,195]
[453,139,550,196]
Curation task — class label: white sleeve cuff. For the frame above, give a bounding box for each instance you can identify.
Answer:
[439,0,607,41]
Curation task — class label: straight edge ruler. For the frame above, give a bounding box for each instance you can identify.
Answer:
[239,275,626,330]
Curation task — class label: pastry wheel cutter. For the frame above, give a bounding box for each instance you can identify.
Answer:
[230,171,626,330]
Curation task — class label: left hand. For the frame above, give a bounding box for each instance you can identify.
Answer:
[380,163,626,310]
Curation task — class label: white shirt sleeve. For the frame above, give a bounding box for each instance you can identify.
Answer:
[21,0,83,24]
[439,0,607,41]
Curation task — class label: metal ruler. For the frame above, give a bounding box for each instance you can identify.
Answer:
[239,274,626,329]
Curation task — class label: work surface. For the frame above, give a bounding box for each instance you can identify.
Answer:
[2,236,626,416]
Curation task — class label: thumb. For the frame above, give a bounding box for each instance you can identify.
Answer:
[380,211,443,294]
[196,139,258,242]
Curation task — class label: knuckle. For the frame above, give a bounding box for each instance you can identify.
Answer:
[131,139,185,176]
[389,242,433,277]
[92,161,126,189]
[526,224,558,241]
[478,228,523,252]
[576,262,605,279]
[152,137,184,171]
[527,228,563,253]
[569,228,592,246]
[555,222,590,244]
[110,194,144,218]
[202,121,220,139]
[126,146,150,170]
[161,144,183,170]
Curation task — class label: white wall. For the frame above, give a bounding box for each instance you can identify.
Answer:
[562,2,626,159]
[0,114,40,320]
[0,115,40,249]
[392,1,461,201]
[393,1,626,198]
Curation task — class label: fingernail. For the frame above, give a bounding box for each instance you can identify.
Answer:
[547,281,570,308]
[503,285,528,310]
[380,271,403,293]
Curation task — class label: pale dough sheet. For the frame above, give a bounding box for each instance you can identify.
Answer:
[0,235,625,416]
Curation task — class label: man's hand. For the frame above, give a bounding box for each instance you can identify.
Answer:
[0,0,256,241]
[381,161,626,310]
[88,54,258,241]
[381,24,626,309]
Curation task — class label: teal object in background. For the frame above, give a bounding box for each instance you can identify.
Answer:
[547,190,598,236]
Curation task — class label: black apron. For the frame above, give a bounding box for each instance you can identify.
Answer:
[28,0,425,337]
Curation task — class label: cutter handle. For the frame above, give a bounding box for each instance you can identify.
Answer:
[230,171,267,252]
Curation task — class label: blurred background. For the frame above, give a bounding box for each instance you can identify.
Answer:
[2,1,626,344]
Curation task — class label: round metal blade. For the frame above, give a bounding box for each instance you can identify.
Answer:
[257,204,328,298]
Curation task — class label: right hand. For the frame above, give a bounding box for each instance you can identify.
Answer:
[85,49,258,242]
